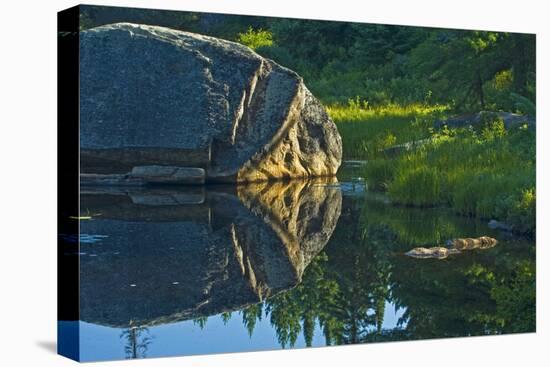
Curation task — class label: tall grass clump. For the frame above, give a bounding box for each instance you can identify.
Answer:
[362,159,397,191]
[388,165,440,207]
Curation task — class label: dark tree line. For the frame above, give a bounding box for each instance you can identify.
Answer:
[80,5,535,112]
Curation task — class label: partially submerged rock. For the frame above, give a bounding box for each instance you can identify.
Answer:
[446,236,498,250]
[129,165,205,184]
[81,166,206,186]
[405,247,461,259]
[79,23,342,183]
[405,236,498,259]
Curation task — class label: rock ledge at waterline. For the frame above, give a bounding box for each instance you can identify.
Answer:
[79,23,342,183]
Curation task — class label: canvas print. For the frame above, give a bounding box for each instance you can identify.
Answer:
[58,4,536,362]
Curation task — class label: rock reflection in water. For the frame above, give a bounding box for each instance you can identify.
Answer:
[78,178,342,328]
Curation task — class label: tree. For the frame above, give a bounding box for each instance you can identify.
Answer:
[409,30,535,110]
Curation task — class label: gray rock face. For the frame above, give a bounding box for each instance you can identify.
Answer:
[79,23,342,182]
[129,165,205,184]
[77,178,342,328]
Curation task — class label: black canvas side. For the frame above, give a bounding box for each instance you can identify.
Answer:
[57,5,80,362]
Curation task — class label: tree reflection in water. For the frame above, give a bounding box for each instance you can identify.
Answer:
[120,323,152,359]
[78,175,534,356]
[237,193,535,347]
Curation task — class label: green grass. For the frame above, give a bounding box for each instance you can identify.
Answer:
[330,102,536,235]
[365,120,536,235]
[328,100,447,159]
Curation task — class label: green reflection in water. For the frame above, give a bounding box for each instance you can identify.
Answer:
[237,186,535,347]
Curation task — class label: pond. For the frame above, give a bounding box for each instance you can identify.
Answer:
[59,162,535,361]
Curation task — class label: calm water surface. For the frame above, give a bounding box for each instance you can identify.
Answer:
[60,162,535,361]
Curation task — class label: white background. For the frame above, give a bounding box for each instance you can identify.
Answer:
[0,0,548,365]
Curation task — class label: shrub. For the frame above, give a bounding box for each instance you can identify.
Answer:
[507,188,536,234]
[237,27,273,50]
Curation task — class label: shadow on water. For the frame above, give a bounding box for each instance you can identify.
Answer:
[60,164,535,360]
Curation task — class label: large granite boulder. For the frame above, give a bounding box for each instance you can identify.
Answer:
[79,23,342,182]
[76,178,341,328]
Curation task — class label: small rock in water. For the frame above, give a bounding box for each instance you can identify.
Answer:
[446,236,498,250]
[405,247,461,259]
[405,236,498,259]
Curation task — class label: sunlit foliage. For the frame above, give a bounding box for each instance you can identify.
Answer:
[236,27,273,50]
